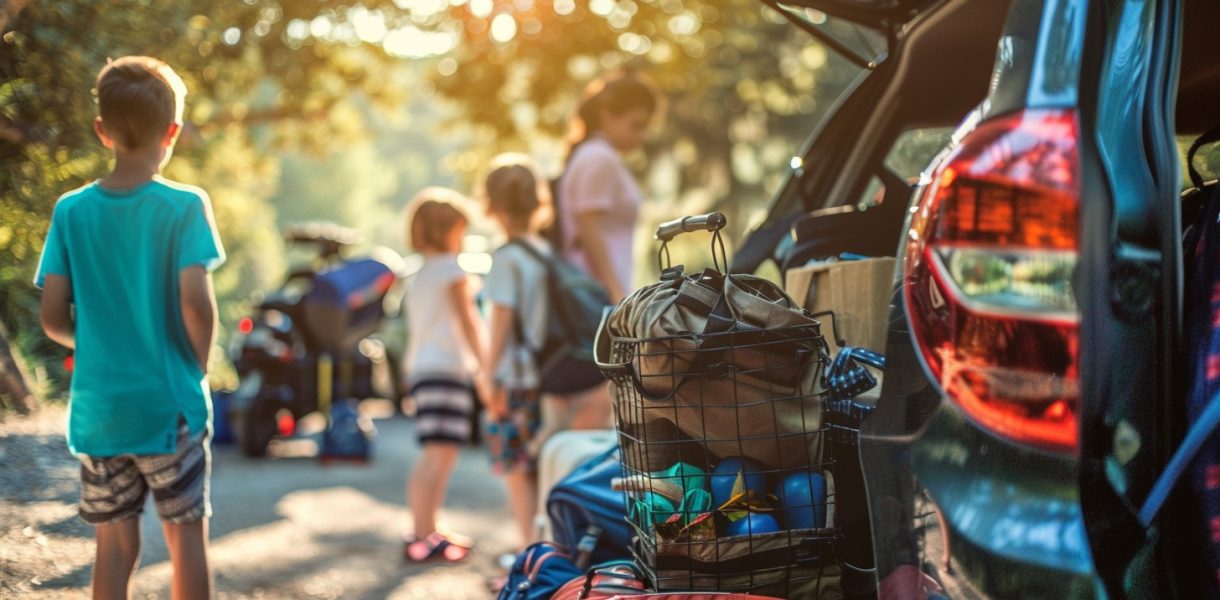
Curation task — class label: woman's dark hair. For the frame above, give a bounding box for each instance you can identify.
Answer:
[566,70,661,159]
[484,153,552,230]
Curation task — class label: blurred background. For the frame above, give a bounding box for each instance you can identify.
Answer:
[0,0,933,408]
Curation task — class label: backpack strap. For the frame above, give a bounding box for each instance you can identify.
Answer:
[1139,387,1220,526]
[579,560,645,596]
[505,236,553,268]
[505,238,559,348]
[1187,122,1220,189]
[505,237,588,345]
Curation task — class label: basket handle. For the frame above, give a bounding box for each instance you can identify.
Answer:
[593,306,632,374]
[654,212,727,242]
[655,212,730,273]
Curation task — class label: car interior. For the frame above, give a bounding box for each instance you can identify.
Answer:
[1176,0,1220,136]
[738,0,1016,274]
[758,0,1220,267]
[739,0,1220,593]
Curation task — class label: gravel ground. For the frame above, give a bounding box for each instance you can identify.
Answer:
[0,404,515,599]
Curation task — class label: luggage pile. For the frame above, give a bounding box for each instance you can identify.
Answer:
[594,213,847,598]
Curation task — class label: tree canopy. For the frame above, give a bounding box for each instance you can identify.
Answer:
[0,0,852,398]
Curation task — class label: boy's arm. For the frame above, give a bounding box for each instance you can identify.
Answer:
[179,265,217,373]
[39,274,75,350]
[483,303,515,419]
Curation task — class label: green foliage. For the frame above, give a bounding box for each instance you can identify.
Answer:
[885,127,954,181]
[0,0,407,393]
[1180,135,1220,189]
[423,0,859,280]
[1,0,854,394]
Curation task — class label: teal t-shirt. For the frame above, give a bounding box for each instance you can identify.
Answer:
[34,177,226,456]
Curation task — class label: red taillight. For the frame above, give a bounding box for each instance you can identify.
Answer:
[64,354,74,373]
[238,317,254,335]
[277,411,296,437]
[904,109,1081,453]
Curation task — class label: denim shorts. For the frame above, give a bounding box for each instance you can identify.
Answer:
[76,421,211,525]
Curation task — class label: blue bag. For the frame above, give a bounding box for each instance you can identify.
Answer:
[547,445,633,566]
[210,390,234,444]
[497,541,583,600]
[320,399,374,462]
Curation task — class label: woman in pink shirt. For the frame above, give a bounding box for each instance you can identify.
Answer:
[558,71,661,303]
[547,71,660,432]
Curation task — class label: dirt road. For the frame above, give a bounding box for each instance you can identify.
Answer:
[0,405,515,599]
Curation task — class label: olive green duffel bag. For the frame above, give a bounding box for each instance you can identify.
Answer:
[596,268,829,471]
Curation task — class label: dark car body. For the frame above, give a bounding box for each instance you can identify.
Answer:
[739,0,1220,596]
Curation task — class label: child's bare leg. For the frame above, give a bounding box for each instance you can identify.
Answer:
[428,445,461,515]
[162,519,210,600]
[502,470,538,546]
[93,518,141,600]
[567,384,613,430]
[408,444,461,537]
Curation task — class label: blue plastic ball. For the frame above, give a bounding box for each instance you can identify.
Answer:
[710,457,769,508]
[776,471,828,530]
[726,512,781,537]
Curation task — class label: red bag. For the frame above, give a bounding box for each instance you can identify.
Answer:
[552,561,783,600]
[552,561,647,600]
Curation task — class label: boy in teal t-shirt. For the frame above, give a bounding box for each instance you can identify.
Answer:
[36,56,223,599]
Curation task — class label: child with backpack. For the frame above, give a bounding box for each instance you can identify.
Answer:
[401,188,486,562]
[480,154,561,546]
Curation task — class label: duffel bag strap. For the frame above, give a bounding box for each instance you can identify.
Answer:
[673,270,733,335]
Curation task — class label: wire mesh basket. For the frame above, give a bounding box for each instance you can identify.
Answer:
[599,322,845,598]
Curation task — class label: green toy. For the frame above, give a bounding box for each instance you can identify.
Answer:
[653,461,709,494]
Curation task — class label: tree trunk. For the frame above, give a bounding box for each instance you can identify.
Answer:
[0,322,38,415]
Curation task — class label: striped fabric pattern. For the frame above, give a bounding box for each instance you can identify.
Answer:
[825,347,885,403]
[77,422,211,525]
[410,379,474,445]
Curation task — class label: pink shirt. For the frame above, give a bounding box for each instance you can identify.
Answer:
[558,136,642,295]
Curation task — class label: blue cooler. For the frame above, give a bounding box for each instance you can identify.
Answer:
[302,255,400,462]
[302,257,398,354]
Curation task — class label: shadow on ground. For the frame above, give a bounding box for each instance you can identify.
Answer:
[0,406,514,599]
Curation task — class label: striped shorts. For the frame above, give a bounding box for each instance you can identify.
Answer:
[77,422,211,525]
[410,379,475,445]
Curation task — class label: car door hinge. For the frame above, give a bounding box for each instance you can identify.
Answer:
[1109,245,1162,322]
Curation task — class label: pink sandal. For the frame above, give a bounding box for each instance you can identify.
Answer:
[403,531,470,563]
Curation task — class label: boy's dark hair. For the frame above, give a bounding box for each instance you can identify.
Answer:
[95,56,187,150]
[484,153,553,230]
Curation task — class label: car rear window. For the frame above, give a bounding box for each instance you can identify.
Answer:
[772,4,887,64]
[1179,135,1220,190]
[885,127,954,180]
